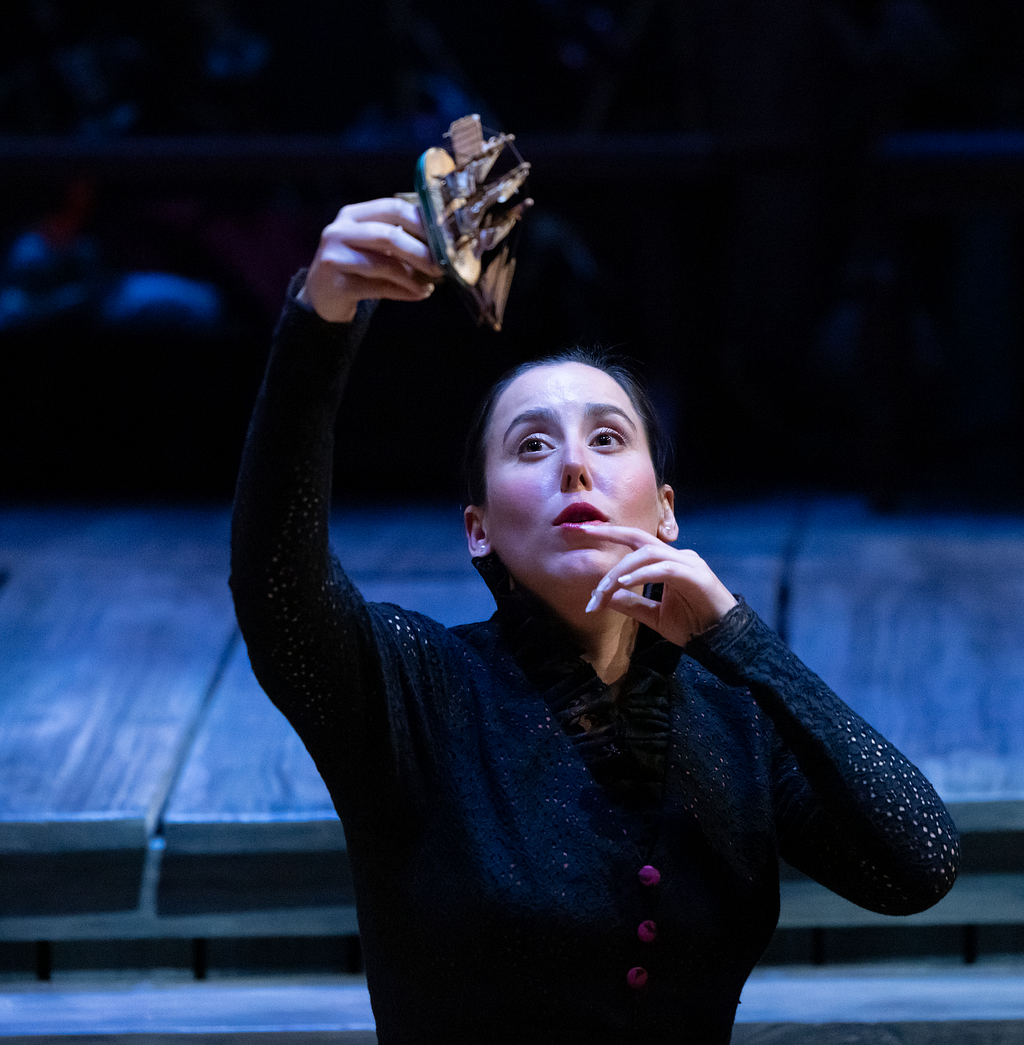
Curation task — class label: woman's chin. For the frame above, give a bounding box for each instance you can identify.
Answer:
[539,549,620,593]
[501,546,623,607]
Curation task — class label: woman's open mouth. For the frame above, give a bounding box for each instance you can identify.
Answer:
[552,503,609,526]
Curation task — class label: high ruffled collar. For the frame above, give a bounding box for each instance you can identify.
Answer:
[472,552,585,689]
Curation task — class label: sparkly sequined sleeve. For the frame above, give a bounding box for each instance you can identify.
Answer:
[687,601,960,915]
[230,279,437,812]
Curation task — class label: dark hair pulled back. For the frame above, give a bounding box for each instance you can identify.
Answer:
[461,346,673,508]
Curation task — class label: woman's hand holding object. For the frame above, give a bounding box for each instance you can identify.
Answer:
[582,525,738,647]
[299,198,444,323]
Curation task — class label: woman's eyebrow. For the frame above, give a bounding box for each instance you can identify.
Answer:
[503,407,556,442]
[586,403,637,432]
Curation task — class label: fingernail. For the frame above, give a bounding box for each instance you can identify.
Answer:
[585,593,600,614]
[421,282,435,296]
[618,573,633,585]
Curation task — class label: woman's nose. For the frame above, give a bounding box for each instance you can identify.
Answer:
[560,450,593,492]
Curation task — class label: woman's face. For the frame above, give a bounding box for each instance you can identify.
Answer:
[464,362,676,603]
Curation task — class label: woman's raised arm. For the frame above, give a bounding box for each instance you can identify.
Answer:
[229,199,441,772]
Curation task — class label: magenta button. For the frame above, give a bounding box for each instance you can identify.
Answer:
[638,920,658,943]
[638,864,661,887]
[627,966,648,990]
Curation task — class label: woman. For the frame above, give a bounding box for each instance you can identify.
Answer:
[231,198,959,1045]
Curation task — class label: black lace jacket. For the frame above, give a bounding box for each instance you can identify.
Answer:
[230,279,959,1045]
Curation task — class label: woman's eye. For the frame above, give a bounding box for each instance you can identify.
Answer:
[517,437,547,454]
[591,429,623,447]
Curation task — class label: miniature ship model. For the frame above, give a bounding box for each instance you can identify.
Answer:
[414,114,532,331]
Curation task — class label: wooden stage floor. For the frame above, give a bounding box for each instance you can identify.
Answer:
[1,496,1023,1035]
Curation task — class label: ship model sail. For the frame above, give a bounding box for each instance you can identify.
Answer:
[414,114,532,331]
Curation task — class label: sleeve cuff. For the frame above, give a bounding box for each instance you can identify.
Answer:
[683,596,777,685]
[687,596,755,652]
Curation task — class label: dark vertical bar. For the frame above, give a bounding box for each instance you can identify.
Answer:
[963,924,978,965]
[35,940,52,981]
[774,506,809,645]
[810,927,826,966]
[191,937,208,980]
[775,575,791,646]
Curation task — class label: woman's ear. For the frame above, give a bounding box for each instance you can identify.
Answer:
[657,485,679,543]
[464,505,490,557]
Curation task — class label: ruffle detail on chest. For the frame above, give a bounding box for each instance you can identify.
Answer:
[473,553,681,809]
[546,664,671,807]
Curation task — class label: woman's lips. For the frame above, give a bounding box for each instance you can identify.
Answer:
[552,503,609,526]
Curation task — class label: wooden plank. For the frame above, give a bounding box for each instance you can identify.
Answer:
[329,504,480,577]
[737,1025,1024,1045]
[328,506,506,627]
[0,831,356,940]
[0,528,236,848]
[0,506,233,571]
[947,800,1024,833]
[778,873,1024,929]
[2,1036,377,1045]
[155,850,356,917]
[0,982,375,1037]
[0,509,236,914]
[0,904,358,942]
[351,576,497,629]
[162,643,340,855]
[789,503,1024,803]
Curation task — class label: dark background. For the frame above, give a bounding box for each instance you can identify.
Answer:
[1,0,1023,510]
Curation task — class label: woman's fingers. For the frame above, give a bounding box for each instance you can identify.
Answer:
[334,198,443,273]
[585,547,706,612]
[325,217,441,278]
[585,535,694,590]
[600,587,663,631]
[301,255,432,321]
[301,198,444,322]
[576,522,662,553]
[316,239,433,295]
[339,197,429,240]
[581,534,737,645]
